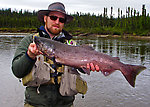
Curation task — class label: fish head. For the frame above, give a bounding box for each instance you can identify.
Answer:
[34,36,47,51]
[34,36,55,58]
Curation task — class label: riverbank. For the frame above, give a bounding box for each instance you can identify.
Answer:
[73,33,150,41]
[0,28,37,33]
[0,28,150,40]
[94,34,150,40]
[1,27,150,36]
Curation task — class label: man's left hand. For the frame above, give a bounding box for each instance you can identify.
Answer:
[87,63,100,72]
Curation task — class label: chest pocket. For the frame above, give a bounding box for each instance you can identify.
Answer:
[22,55,51,86]
[22,54,65,86]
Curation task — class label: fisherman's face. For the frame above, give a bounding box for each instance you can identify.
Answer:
[44,11,65,36]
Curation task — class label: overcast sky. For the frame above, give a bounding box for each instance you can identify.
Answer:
[1,0,150,17]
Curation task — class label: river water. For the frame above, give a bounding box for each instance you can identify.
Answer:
[0,34,150,107]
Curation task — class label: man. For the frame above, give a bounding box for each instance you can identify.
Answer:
[12,2,99,107]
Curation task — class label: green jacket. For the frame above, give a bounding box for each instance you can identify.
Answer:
[11,27,75,107]
[12,34,36,78]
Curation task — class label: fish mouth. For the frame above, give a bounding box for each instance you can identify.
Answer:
[34,36,46,53]
[34,36,42,50]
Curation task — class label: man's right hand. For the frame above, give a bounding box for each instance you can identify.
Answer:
[27,43,42,59]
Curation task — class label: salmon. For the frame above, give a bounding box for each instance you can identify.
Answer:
[34,36,146,87]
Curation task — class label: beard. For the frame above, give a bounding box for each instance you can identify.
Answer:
[48,27,61,35]
[45,22,63,36]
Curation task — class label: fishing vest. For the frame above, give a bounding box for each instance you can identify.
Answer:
[22,32,77,86]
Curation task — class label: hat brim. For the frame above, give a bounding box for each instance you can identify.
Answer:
[37,10,73,24]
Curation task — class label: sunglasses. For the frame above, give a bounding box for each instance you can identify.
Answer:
[48,15,66,23]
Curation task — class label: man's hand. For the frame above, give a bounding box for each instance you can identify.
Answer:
[87,63,100,72]
[27,43,42,59]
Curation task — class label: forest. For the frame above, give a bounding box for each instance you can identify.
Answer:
[0,4,150,36]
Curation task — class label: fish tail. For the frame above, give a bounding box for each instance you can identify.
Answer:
[121,64,146,87]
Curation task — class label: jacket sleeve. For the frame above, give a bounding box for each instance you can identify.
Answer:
[11,35,36,78]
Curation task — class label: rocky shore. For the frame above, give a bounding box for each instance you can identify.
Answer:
[0,28,150,40]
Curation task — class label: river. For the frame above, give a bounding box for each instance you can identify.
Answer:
[0,34,150,107]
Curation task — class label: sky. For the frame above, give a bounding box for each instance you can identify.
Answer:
[0,0,150,17]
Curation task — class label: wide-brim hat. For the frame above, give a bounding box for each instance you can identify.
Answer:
[37,2,73,23]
